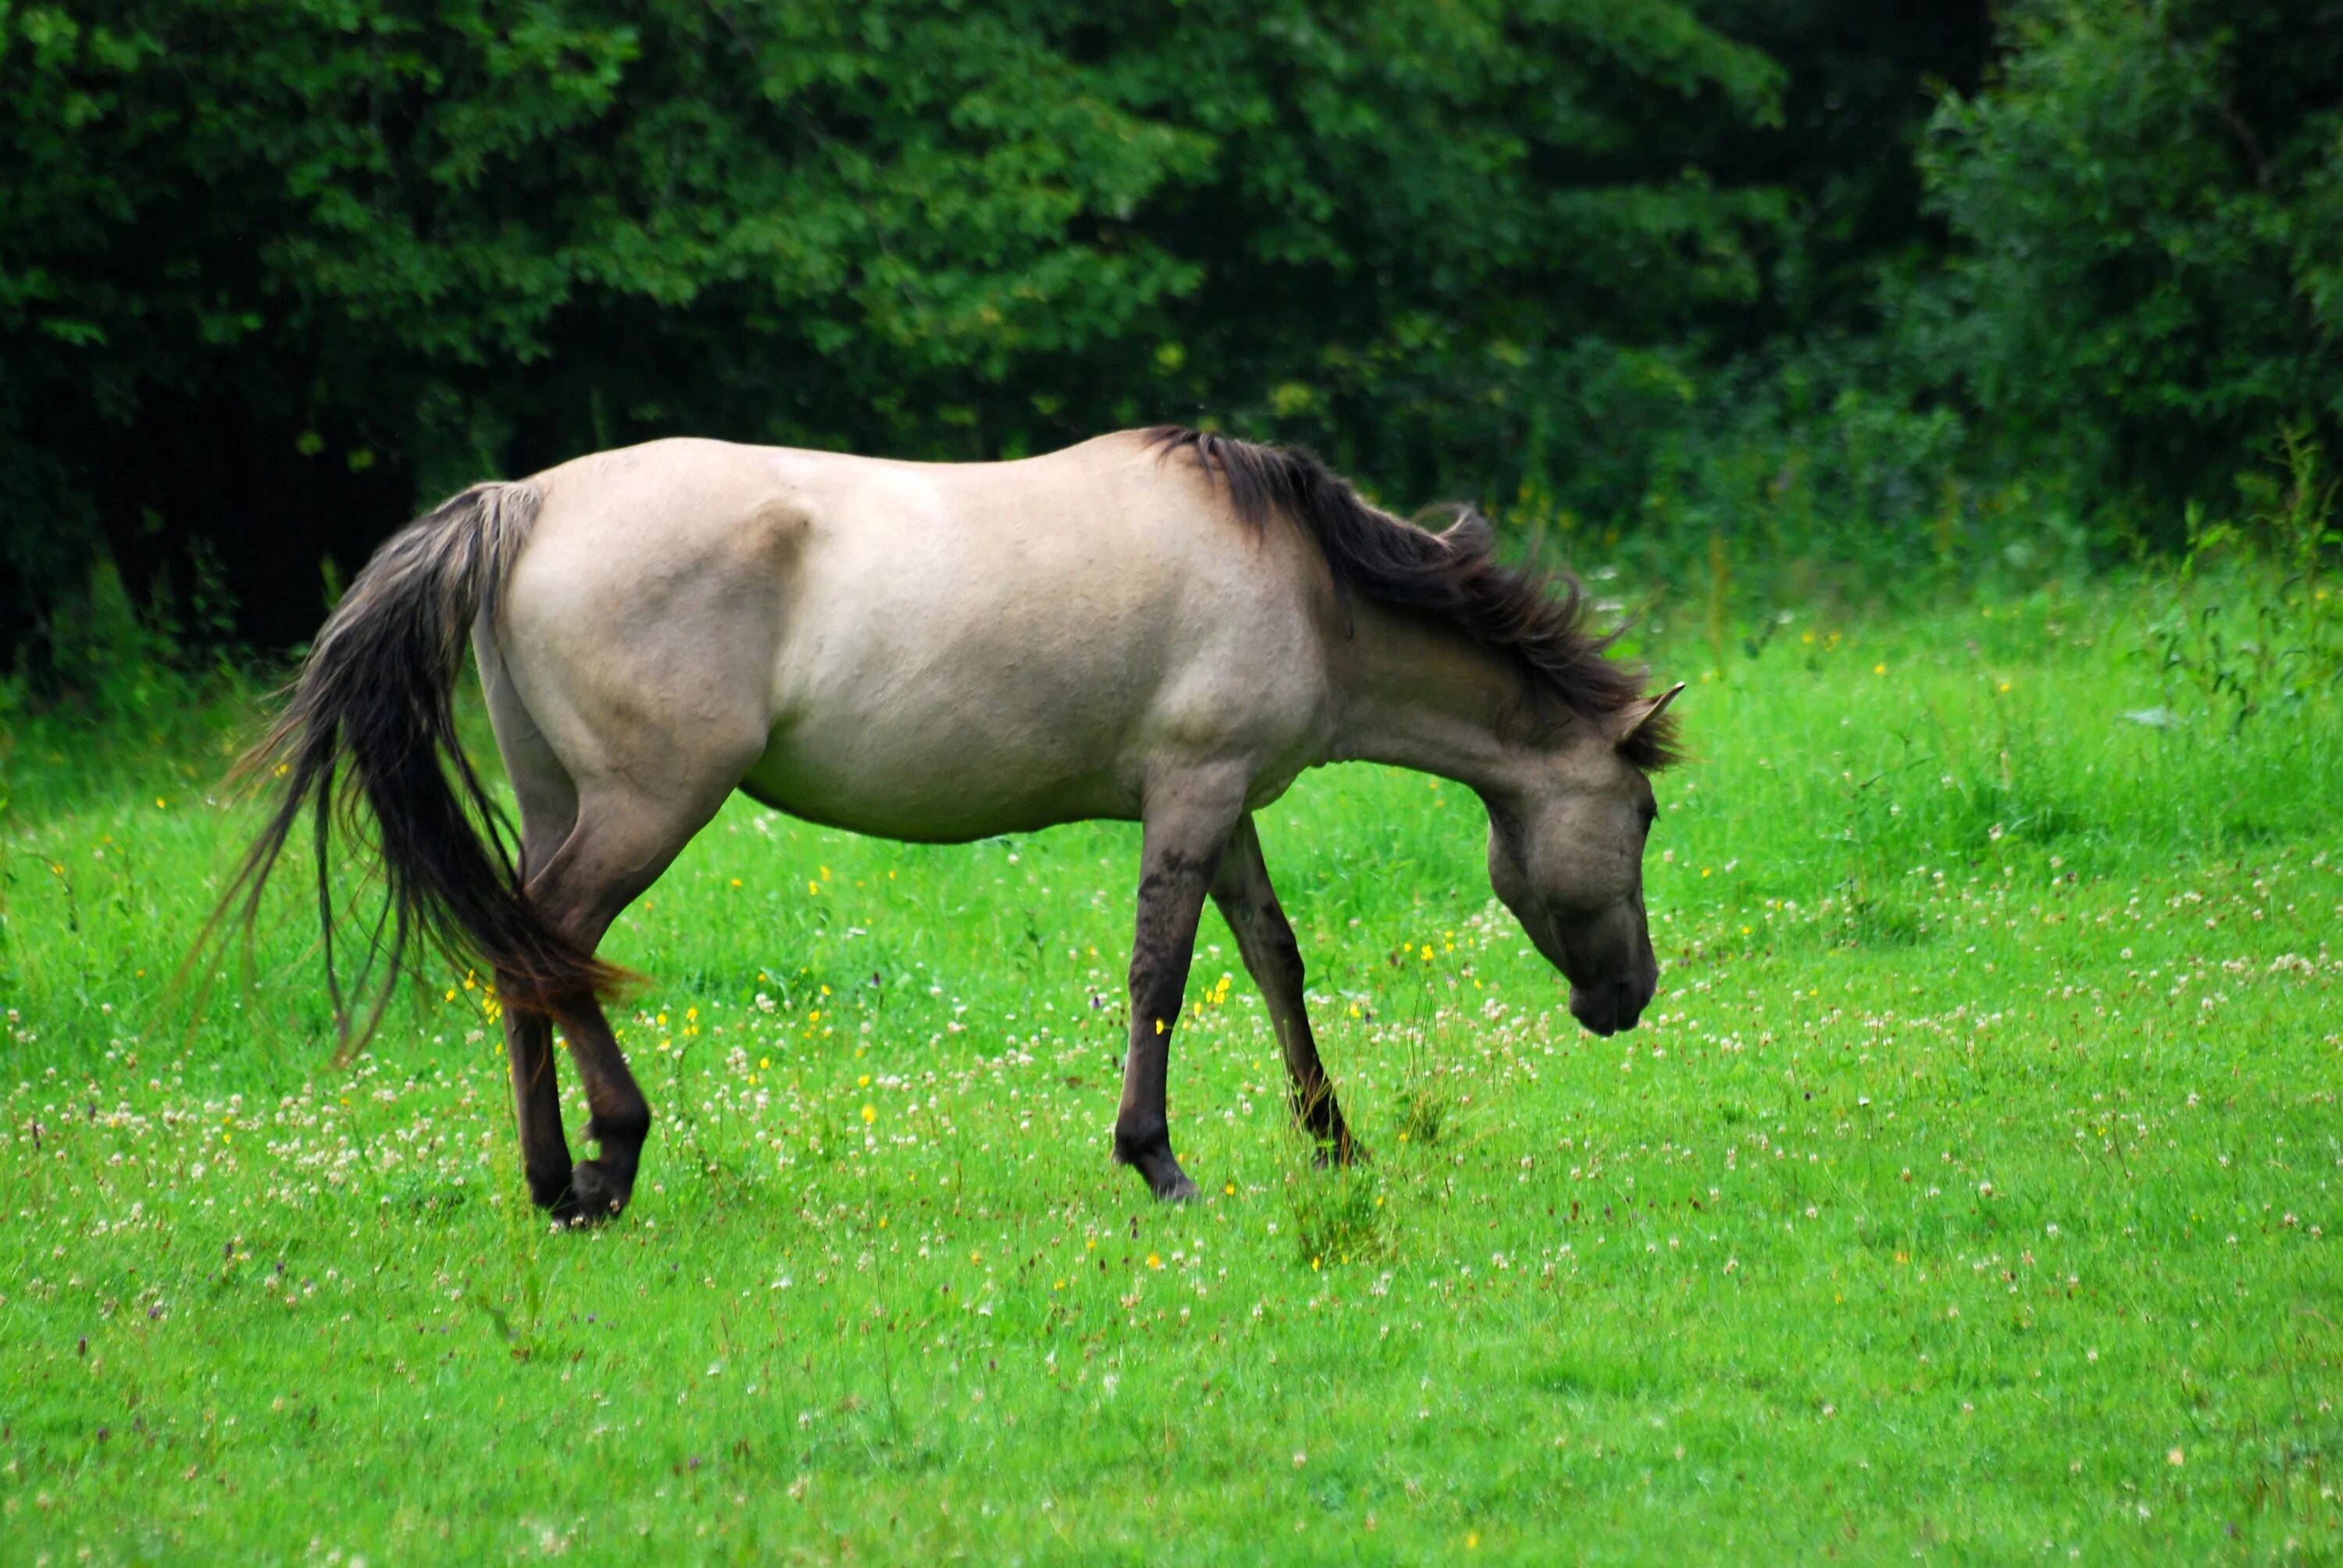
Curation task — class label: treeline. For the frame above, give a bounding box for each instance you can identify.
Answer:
[4,0,2339,672]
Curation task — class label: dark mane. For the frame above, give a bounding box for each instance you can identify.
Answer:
[1145,426,1681,769]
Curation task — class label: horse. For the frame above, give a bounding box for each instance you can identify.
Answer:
[215,427,1681,1222]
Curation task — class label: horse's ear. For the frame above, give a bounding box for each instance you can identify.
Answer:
[1605,681,1685,747]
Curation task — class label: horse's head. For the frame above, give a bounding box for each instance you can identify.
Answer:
[1482,683,1682,1037]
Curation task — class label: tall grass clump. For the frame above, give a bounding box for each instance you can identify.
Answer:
[2148,428,2343,734]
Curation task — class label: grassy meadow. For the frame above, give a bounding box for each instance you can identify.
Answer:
[2,576,2341,1563]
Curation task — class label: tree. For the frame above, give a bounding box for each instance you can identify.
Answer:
[1920,0,2343,531]
[2,0,1798,664]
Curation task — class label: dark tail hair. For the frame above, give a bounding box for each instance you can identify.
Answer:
[1144,426,1681,768]
[202,482,626,1050]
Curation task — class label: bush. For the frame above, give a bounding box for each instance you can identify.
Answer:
[2148,431,2343,732]
[1920,0,2343,535]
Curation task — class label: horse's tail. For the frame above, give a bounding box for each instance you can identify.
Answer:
[205,481,626,1048]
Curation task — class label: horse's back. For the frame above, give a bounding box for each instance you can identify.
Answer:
[495,433,1336,840]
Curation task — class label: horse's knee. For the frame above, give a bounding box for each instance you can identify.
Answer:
[1258,920,1305,987]
[1127,960,1187,1036]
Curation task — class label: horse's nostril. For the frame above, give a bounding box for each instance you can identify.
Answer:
[1569,985,1621,1038]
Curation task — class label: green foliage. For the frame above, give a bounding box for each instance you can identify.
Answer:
[2,0,1803,672]
[1920,0,2343,529]
[15,0,2343,679]
[1485,327,2088,630]
[2149,429,2343,732]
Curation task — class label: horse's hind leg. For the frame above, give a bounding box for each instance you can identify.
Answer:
[523,784,734,1222]
[1209,815,1362,1165]
[503,1003,576,1213]
[483,664,584,1213]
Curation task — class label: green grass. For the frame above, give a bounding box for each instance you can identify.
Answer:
[3,577,2341,1563]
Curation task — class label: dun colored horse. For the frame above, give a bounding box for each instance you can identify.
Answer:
[219,428,1680,1221]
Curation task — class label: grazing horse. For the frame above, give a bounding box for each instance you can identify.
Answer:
[218,428,1680,1221]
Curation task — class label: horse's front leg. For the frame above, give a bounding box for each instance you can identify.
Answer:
[1114,784,1243,1200]
[1209,814,1362,1166]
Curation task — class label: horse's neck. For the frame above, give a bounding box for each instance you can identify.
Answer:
[1325,600,1528,791]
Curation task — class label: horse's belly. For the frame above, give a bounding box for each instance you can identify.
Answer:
[736,700,1143,842]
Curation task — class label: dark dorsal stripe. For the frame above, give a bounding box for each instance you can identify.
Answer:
[1145,426,1680,770]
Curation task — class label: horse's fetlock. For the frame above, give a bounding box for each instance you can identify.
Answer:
[563,1160,629,1224]
[586,1101,651,1149]
[1112,1122,1172,1167]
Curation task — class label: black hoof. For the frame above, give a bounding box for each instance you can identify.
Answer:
[1312,1135,1370,1170]
[1113,1134,1198,1202]
[554,1160,629,1226]
[1154,1171,1202,1203]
